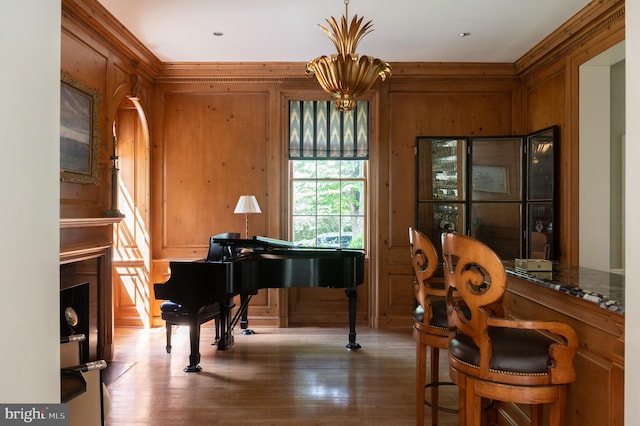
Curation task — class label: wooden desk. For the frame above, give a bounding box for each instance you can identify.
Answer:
[502,263,624,425]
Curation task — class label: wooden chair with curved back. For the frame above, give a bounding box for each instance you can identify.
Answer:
[409,227,457,426]
[441,232,578,426]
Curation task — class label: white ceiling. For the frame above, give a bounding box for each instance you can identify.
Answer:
[97,0,591,63]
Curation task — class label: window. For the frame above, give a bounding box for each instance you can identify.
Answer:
[290,160,366,249]
[288,101,369,249]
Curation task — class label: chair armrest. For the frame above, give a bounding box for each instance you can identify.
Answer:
[486,317,578,383]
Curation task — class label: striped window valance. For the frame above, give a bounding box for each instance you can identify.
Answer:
[289,100,369,159]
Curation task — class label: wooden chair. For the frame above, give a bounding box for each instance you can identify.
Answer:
[530,231,550,259]
[409,227,458,426]
[441,232,578,426]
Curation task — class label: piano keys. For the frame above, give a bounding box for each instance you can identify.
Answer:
[154,236,365,372]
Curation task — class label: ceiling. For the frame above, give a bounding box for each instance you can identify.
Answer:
[97,0,591,63]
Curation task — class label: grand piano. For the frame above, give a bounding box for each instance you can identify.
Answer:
[154,236,365,372]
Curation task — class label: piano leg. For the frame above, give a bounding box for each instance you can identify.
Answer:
[216,298,235,351]
[185,317,202,373]
[240,293,255,335]
[345,287,361,350]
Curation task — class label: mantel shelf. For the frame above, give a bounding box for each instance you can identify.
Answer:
[60,217,123,228]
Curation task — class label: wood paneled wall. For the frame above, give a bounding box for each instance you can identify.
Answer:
[153,90,270,254]
[61,0,625,330]
[61,0,155,219]
[518,0,626,264]
[375,70,523,327]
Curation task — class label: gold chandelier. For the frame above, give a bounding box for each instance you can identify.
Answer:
[306,0,391,112]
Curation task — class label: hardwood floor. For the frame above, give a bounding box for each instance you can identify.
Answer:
[103,325,458,425]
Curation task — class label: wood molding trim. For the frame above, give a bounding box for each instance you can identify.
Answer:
[60,217,123,228]
[63,0,160,80]
[155,61,520,83]
[516,1,625,77]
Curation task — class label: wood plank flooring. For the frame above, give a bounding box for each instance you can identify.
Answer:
[103,325,458,425]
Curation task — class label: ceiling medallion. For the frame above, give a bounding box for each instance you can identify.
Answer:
[306,0,391,112]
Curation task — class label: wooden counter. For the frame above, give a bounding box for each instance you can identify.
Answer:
[501,263,624,425]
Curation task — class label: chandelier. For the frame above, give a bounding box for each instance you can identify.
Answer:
[306,0,391,112]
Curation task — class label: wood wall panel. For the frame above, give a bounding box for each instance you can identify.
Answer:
[287,286,368,326]
[158,92,269,253]
[242,289,280,327]
[287,260,369,326]
[61,0,155,220]
[113,260,147,327]
[387,90,517,250]
[378,87,518,327]
[151,260,171,327]
[60,28,111,218]
[520,1,625,264]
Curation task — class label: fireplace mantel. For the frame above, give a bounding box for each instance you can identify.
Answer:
[60,217,122,229]
[60,217,121,361]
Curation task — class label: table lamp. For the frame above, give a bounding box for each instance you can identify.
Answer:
[234,195,261,238]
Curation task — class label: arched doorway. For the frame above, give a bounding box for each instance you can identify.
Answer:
[112,95,152,327]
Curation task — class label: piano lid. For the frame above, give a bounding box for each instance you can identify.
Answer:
[209,235,294,251]
[209,235,366,257]
[255,236,295,247]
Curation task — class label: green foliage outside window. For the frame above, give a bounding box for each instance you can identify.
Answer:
[291,160,366,249]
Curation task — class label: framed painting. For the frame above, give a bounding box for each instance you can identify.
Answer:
[60,70,101,184]
[472,165,508,193]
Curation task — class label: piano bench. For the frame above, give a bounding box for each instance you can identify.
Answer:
[160,301,221,354]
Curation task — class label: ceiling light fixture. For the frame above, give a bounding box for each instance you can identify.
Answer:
[306,0,391,112]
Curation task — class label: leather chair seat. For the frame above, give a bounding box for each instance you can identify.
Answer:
[414,298,470,331]
[160,301,220,319]
[160,300,183,314]
[449,327,556,375]
[413,298,448,330]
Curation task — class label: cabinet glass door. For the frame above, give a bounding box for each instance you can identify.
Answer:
[526,126,557,259]
[415,127,557,260]
[416,138,466,253]
[469,136,523,258]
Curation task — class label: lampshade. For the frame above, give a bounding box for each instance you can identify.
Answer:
[234,195,261,214]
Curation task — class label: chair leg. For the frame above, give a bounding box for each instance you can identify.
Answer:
[530,404,543,426]
[483,398,496,426]
[165,321,172,353]
[416,337,426,426]
[548,386,567,426]
[462,379,482,426]
[456,376,466,426]
[429,346,440,426]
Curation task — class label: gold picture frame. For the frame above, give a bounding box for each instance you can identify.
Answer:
[60,70,101,184]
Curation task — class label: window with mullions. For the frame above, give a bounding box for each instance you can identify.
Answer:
[289,100,368,249]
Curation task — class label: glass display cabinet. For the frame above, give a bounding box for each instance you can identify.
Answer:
[416,126,557,260]
[526,127,557,260]
[416,138,466,255]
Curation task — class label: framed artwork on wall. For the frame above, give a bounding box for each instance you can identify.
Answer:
[472,165,508,194]
[60,70,101,184]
